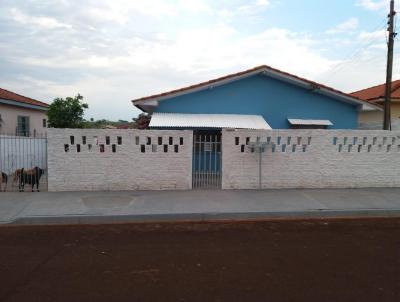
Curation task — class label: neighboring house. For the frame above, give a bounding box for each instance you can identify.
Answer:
[132,65,381,131]
[0,88,49,136]
[351,81,400,129]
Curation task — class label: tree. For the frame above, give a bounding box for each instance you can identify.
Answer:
[132,113,151,129]
[47,94,88,128]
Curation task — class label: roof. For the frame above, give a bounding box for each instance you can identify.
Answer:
[149,113,272,130]
[350,80,400,102]
[288,119,333,126]
[0,88,49,109]
[132,65,382,112]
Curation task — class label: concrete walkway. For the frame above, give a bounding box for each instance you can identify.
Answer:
[1,188,400,225]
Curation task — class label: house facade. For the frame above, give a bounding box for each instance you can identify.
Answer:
[351,81,400,130]
[0,88,49,136]
[132,65,381,130]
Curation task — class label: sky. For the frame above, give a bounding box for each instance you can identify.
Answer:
[0,0,399,120]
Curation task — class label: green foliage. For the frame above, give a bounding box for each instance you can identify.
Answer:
[47,94,88,128]
[82,119,135,129]
[132,113,151,129]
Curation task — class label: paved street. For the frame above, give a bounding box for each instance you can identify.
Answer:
[0,218,399,302]
[1,188,400,225]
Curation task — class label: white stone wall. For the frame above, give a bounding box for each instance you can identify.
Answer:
[48,129,193,191]
[222,129,400,189]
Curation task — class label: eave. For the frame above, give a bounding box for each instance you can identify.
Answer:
[0,98,49,111]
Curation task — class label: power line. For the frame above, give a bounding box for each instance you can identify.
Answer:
[320,17,388,82]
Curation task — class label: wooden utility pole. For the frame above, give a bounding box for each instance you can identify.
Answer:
[384,0,396,130]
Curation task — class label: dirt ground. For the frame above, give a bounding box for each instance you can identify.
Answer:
[0,218,399,302]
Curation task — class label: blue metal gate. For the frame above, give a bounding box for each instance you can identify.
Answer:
[192,133,221,189]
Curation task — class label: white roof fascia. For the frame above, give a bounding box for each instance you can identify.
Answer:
[149,113,272,130]
[288,118,333,126]
[133,67,382,111]
[262,70,383,111]
[133,71,261,105]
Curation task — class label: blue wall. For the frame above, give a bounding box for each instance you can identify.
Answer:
[155,74,359,129]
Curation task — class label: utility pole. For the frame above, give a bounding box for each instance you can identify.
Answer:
[384,0,396,130]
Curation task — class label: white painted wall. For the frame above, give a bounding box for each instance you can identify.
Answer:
[47,129,193,191]
[222,129,400,189]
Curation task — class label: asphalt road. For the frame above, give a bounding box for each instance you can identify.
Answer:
[1,218,399,302]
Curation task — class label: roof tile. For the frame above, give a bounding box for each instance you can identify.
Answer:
[0,88,49,108]
[132,65,369,105]
[350,80,400,101]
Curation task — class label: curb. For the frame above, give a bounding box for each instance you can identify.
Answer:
[6,209,400,226]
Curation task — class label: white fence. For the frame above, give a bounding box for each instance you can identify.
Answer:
[9,128,400,192]
[47,129,193,191]
[222,129,400,189]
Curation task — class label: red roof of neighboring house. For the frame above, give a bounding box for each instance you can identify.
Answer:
[0,87,49,108]
[132,65,375,109]
[350,80,400,102]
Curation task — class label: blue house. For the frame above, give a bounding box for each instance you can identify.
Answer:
[132,65,380,130]
[132,65,381,189]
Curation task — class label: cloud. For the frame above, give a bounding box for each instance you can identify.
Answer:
[10,7,72,29]
[239,0,270,12]
[326,17,359,34]
[0,5,336,121]
[0,0,392,121]
[178,0,213,13]
[229,0,271,17]
[358,29,386,41]
[356,0,388,11]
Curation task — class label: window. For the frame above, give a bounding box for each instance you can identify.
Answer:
[17,116,30,136]
[43,119,47,128]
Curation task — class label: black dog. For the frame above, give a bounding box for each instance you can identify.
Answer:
[0,172,7,192]
[18,167,45,192]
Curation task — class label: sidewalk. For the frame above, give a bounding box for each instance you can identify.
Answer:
[1,188,400,225]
